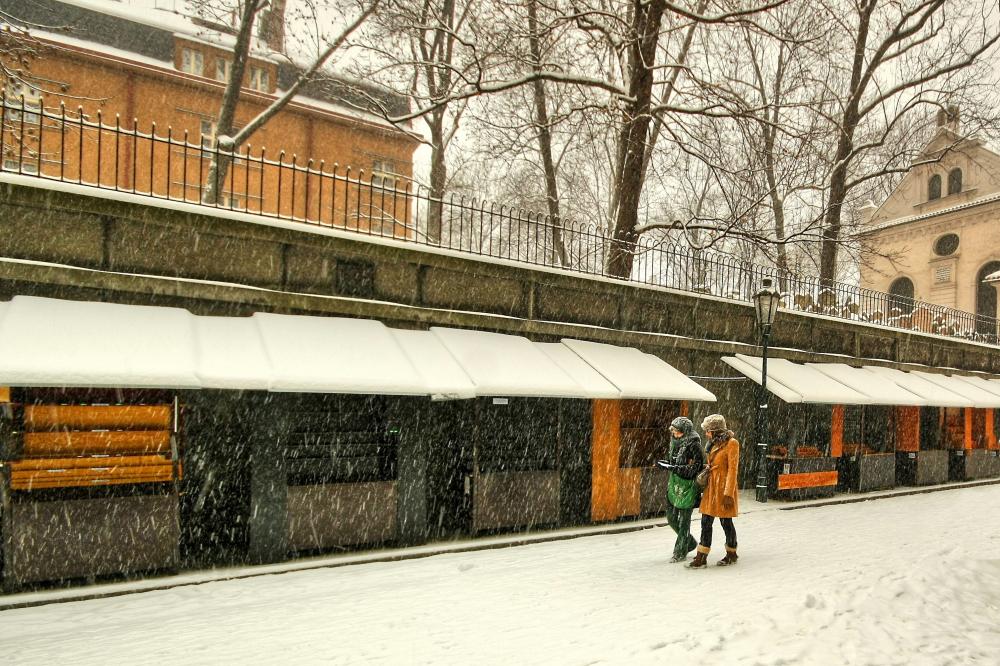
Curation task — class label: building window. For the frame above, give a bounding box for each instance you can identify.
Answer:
[4,81,42,124]
[249,66,269,92]
[371,160,397,190]
[928,174,942,200]
[947,168,962,195]
[216,58,232,83]
[181,48,204,75]
[888,277,915,315]
[200,118,216,147]
[933,233,959,256]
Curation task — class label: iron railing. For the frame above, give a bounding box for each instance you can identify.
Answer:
[1,95,997,345]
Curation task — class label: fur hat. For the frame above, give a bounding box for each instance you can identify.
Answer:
[701,414,727,432]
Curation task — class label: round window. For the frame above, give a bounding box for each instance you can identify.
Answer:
[934,233,959,256]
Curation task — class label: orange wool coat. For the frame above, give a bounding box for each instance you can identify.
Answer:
[699,436,740,518]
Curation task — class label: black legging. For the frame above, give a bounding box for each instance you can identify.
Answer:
[699,514,737,549]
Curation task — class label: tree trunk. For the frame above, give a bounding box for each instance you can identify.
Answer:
[204,0,260,205]
[427,113,447,244]
[606,0,667,279]
[527,0,567,266]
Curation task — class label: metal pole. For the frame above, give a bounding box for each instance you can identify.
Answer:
[755,324,771,502]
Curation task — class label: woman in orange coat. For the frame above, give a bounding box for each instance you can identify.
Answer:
[688,414,740,569]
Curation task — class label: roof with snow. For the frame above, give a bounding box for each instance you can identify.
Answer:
[6,0,410,118]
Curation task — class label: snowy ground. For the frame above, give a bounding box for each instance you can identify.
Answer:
[3,485,1000,665]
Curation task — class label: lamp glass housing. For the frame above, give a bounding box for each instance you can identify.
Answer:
[754,278,781,328]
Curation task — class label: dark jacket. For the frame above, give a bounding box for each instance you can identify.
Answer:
[668,417,704,480]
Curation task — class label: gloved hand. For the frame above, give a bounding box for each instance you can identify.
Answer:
[723,496,735,510]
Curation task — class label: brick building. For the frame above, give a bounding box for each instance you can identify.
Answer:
[2,0,418,233]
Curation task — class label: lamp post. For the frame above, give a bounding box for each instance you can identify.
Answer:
[753,277,782,502]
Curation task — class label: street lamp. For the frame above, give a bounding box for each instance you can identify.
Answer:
[753,277,782,502]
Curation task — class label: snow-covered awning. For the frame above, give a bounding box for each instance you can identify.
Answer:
[807,363,927,406]
[562,339,716,402]
[862,366,974,408]
[0,296,715,401]
[912,371,1000,409]
[954,375,1000,402]
[0,296,201,389]
[722,354,872,404]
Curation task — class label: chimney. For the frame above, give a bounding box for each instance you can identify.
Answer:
[259,0,286,53]
[936,104,960,132]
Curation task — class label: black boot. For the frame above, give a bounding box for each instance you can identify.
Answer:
[717,547,738,567]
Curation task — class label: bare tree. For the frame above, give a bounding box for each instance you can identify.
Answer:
[194,0,381,204]
[814,0,1000,283]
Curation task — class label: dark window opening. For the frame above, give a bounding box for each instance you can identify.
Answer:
[928,174,942,200]
[947,168,963,195]
[976,261,1000,336]
[889,277,915,315]
[934,233,959,256]
[335,259,375,299]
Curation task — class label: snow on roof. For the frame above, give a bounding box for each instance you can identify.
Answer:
[721,355,807,404]
[563,339,717,402]
[0,295,717,400]
[51,0,277,58]
[863,189,1000,234]
[986,270,1000,282]
[389,329,476,400]
[534,342,621,400]
[862,366,974,407]
[807,363,926,406]
[429,327,591,399]
[732,354,873,405]
[253,312,427,394]
[0,296,201,388]
[914,371,1000,408]
[31,28,173,70]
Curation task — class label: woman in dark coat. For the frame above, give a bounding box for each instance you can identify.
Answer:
[656,416,704,563]
[688,413,740,569]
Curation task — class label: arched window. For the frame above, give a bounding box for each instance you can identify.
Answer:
[948,168,963,195]
[976,261,1000,336]
[889,277,915,314]
[928,175,942,200]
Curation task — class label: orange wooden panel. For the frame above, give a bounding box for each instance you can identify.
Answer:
[23,430,170,456]
[11,465,174,490]
[987,410,998,450]
[895,406,920,452]
[0,387,10,402]
[680,401,689,417]
[591,400,621,522]
[9,454,172,471]
[964,408,974,450]
[617,467,642,517]
[777,471,838,490]
[830,405,844,457]
[24,405,171,430]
